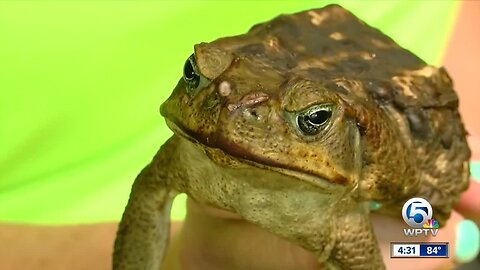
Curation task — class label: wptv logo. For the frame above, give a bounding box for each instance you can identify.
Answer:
[402,197,439,237]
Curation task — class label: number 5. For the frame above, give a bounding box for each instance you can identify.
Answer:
[408,202,428,222]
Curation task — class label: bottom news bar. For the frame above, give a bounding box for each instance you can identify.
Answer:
[390,242,449,258]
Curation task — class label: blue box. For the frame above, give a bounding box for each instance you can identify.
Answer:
[419,243,449,257]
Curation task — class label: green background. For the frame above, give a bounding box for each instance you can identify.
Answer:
[0,1,468,224]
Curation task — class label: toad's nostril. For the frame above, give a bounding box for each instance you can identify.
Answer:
[239,92,270,107]
[227,92,270,112]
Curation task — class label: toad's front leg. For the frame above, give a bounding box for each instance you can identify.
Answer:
[113,136,182,270]
[325,205,385,270]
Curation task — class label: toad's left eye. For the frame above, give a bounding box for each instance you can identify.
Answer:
[296,104,333,135]
[183,54,200,92]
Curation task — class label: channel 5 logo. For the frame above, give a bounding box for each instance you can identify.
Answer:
[402,197,439,237]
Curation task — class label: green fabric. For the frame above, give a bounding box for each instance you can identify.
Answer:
[0,1,459,224]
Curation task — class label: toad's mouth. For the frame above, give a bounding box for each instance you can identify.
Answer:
[165,119,349,191]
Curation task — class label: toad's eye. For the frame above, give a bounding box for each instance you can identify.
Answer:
[183,54,200,92]
[296,104,333,135]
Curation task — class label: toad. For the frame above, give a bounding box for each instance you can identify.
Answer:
[113,4,470,269]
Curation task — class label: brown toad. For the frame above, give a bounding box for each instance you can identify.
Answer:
[113,4,470,269]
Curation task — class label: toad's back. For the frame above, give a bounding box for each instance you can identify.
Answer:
[204,4,470,221]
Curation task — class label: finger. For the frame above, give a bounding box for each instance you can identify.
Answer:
[467,136,480,160]
[455,179,480,222]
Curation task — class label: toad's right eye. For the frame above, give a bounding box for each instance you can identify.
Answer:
[183,54,200,92]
